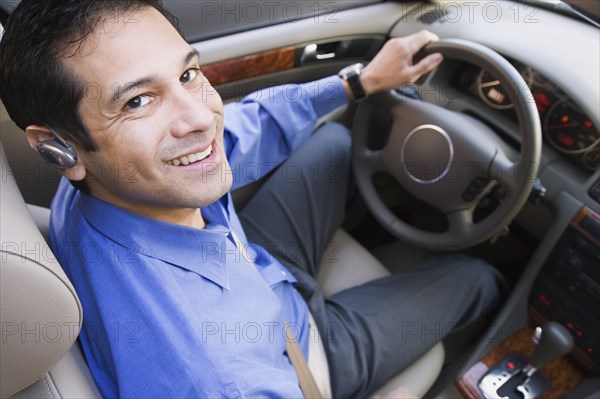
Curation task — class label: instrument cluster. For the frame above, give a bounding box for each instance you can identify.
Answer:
[456,60,599,172]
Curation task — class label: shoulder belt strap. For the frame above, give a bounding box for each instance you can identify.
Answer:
[285,323,324,399]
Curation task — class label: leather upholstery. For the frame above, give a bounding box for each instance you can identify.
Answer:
[9,344,101,399]
[314,229,445,398]
[318,229,391,297]
[0,144,82,398]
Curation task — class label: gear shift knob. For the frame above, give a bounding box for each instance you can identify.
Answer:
[529,321,574,371]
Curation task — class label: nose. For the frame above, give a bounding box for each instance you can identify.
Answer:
[167,85,215,138]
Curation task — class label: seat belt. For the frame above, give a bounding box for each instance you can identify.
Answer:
[285,324,324,399]
[230,230,324,399]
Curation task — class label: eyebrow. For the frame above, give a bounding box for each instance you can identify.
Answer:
[109,48,200,106]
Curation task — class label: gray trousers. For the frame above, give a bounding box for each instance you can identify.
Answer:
[239,122,505,398]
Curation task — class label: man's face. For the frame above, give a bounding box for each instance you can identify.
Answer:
[63,7,231,223]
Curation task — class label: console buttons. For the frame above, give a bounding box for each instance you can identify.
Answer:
[530,226,600,370]
[587,340,599,364]
[581,216,600,242]
[589,178,600,203]
[540,294,551,306]
[565,255,583,269]
[574,234,598,259]
[462,177,490,202]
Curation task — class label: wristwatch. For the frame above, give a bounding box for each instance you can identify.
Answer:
[338,63,366,100]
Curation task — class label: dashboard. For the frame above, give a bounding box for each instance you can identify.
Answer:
[390,0,600,226]
[452,59,600,172]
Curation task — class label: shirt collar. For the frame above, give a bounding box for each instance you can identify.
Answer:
[79,193,234,289]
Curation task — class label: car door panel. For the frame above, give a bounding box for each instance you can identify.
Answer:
[203,36,385,102]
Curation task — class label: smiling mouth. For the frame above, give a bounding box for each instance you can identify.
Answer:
[167,144,213,166]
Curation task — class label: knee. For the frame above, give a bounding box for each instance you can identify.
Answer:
[442,255,506,294]
[452,256,507,304]
[315,121,351,139]
[314,122,352,161]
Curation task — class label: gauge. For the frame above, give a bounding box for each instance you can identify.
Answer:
[530,83,557,119]
[476,64,534,110]
[544,98,599,154]
[584,148,600,170]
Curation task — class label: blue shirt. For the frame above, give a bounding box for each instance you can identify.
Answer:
[50,76,348,398]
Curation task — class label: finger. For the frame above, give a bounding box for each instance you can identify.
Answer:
[407,52,443,81]
[407,29,440,54]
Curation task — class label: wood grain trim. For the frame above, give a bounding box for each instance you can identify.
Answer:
[571,206,600,246]
[456,324,586,399]
[456,362,489,399]
[201,47,296,86]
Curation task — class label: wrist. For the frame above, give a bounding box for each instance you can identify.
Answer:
[338,63,366,100]
[340,78,354,101]
[359,66,378,97]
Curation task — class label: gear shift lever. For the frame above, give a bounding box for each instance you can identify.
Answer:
[479,322,574,399]
[512,322,574,399]
[523,321,574,376]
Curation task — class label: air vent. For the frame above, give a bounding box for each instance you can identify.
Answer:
[418,9,449,25]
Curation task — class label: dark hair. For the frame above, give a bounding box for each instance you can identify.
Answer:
[0,0,181,152]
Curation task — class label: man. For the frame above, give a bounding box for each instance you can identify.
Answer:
[0,1,505,397]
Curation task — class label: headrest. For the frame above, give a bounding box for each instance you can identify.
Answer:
[0,143,82,398]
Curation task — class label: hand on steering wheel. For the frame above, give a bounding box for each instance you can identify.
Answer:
[360,30,444,95]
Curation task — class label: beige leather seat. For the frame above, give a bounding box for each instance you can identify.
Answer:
[0,141,444,398]
[0,143,100,398]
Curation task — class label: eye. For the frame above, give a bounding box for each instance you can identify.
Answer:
[124,95,152,110]
[180,67,201,84]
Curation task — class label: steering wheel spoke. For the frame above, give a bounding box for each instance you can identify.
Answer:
[355,148,384,175]
[491,152,520,194]
[447,209,474,238]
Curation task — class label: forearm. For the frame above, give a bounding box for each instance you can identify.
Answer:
[223,75,348,189]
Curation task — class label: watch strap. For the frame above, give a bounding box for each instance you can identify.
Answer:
[347,72,366,100]
[338,63,366,100]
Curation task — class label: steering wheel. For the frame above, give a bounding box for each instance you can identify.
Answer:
[352,39,542,251]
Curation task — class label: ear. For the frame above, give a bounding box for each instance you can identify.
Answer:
[25,125,87,181]
[24,125,53,150]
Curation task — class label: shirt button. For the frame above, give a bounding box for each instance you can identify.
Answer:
[281,271,287,276]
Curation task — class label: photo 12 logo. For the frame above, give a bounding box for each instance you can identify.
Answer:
[399,1,540,24]
[198,1,339,24]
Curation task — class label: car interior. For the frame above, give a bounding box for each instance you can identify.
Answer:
[1,0,599,398]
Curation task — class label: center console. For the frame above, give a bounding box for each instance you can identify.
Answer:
[457,206,600,399]
[529,207,600,373]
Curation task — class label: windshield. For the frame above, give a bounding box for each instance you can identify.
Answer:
[518,0,600,26]
[1,1,598,33]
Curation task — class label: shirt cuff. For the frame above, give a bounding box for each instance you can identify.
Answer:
[307,75,349,118]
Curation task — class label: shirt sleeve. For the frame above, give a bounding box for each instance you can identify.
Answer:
[223,75,348,190]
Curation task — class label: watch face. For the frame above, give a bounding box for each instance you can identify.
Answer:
[340,63,364,78]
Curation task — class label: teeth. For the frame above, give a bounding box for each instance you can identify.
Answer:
[196,146,212,160]
[168,146,213,166]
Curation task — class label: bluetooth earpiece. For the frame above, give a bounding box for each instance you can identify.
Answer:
[37,128,78,169]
